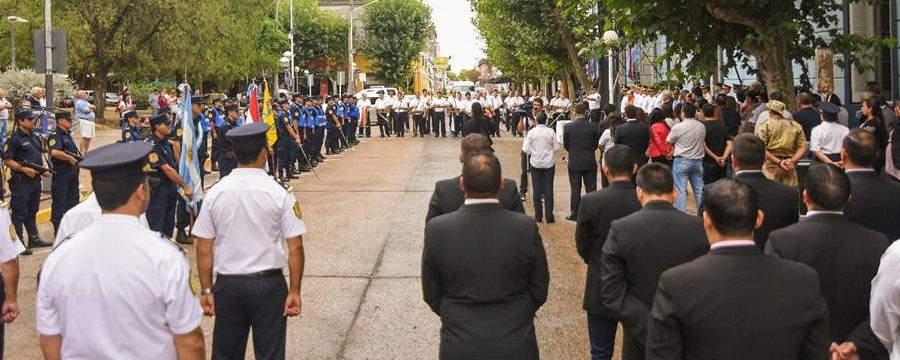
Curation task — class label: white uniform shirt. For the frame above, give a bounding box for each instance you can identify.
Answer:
[358,98,370,110]
[192,168,306,275]
[396,97,409,113]
[504,96,518,110]
[37,214,201,359]
[0,207,25,262]
[871,241,900,360]
[55,193,149,246]
[463,99,474,114]
[489,96,503,110]
[586,92,601,110]
[809,121,849,155]
[522,124,560,169]
[374,98,389,112]
[432,97,448,112]
[415,97,428,113]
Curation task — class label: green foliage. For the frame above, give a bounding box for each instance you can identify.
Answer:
[0,69,74,104]
[127,80,177,109]
[360,0,433,86]
[458,69,480,83]
[287,0,349,72]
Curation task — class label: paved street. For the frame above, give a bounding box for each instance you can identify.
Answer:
[4,129,617,359]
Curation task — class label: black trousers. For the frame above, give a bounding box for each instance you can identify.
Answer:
[413,113,425,136]
[590,109,602,123]
[212,275,288,360]
[394,112,408,137]
[147,183,177,237]
[492,112,502,136]
[9,177,40,241]
[432,112,446,137]
[569,169,598,216]
[377,113,391,137]
[531,166,555,221]
[520,151,530,195]
[50,166,80,233]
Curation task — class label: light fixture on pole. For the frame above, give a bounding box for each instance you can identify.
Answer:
[7,16,27,70]
[280,56,290,92]
[602,30,619,106]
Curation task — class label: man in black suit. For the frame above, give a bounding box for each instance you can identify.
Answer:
[731,134,799,249]
[426,134,524,223]
[600,163,708,360]
[646,180,828,360]
[575,145,640,360]
[614,105,650,166]
[842,129,900,241]
[564,102,602,221]
[766,163,889,360]
[422,152,549,360]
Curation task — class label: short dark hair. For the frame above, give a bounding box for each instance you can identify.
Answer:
[732,134,766,169]
[624,105,638,119]
[843,129,877,167]
[462,152,502,196]
[461,134,492,157]
[94,175,147,211]
[822,110,838,123]
[574,101,588,115]
[604,145,635,176]
[702,103,715,118]
[805,163,851,211]
[797,92,813,105]
[703,180,759,237]
[233,135,267,165]
[636,163,673,195]
[769,92,784,102]
[536,112,547,124]
[681,102,697,118]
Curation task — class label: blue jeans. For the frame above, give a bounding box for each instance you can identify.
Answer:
[588,312,616,360]
[672,158,704,211]
[0,118,7,144]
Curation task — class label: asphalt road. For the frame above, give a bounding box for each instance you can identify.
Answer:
[5,127,621,359]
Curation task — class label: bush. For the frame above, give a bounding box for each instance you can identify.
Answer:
[0,69,75,108]
[128,80,177,110]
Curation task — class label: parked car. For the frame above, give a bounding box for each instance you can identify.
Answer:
[355,86,397,105]
[105,92,118,106]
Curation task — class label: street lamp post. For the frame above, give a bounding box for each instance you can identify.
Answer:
[348,0,384,95]
[7,16,27,70]
[289,0,296,93]
[304,69,311,96]
[280,56,290,95]
[602,30,619,106]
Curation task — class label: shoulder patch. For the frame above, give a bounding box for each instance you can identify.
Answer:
[125,131,132,138]
[293,201,303,220]
[8,223,17,242]
[148,152,159,164]
[3,143,7,152]
[48,139,56,146]
[176,128,183,137]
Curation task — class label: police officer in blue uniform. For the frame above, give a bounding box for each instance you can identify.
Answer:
[210,98,225,172]
[217,105,241,177]
[289,94,305,176]
[346,96,361,146]
[325,97,342,155]
[335,95,349,150]
[120,111,146,143]
[146,114,192,239]
[302,97,318,168]
[313,97,328,162]
[2,109,51,251]
[48,112,81,235]
[275,99,299,180]
[172,96,209,243]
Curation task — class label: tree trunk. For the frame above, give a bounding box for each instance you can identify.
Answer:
[744,37,797,111]
[551,7,591,92]
[92,72,109,121]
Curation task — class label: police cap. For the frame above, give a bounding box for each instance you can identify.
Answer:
[190,96,206,105]
[149,114,170,126]
[14,109,34,121]
[817,101,840,115]
[80,142,153,178]
[226,122,269,141]
[278,99,289,105]
[224,105,239,113]
[55,112,73,121]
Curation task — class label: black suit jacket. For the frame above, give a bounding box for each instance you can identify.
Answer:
[563,117,602,171]
[422,203,550,360]
[646,245,829,360]
[733,171,799,249]
[600,201,709,359]
[846,170,900,241]
[766,213,890,359]
[575,181,642,317]
[426,176,524,223]
[614,120,650,165]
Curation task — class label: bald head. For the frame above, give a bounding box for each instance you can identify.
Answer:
[842,129,877,168]
[461,152,502,198]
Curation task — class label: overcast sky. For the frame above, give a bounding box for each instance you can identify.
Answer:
[424,0,484,72]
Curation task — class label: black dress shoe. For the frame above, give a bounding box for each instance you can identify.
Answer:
[535,218,543,223]
[20,248,32,256]
[29,238,52,248]
[287,173,299,179]
[565,215,577,221]
[546,217,556,224]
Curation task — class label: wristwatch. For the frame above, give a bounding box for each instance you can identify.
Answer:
[200,288,212,296]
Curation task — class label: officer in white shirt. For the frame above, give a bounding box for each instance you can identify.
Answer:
[374,91,391,137]
[521,111,560,222]
[193,123,306,360]
[409,92,423,137]
[809,102,849,165]
[54,192,150,247]
[395,91,409,137]
[0,204,25,356]
[357,93,372,138]
[431,91,449,138]
[37,142,205,360]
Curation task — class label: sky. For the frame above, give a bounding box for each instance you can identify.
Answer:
[424,0,484,72]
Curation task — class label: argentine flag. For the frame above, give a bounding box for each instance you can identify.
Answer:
[177,83,204,213]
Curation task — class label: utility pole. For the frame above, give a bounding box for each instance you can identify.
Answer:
[290,0,296,93]
[348,0,354,95]
[44,0,53,108]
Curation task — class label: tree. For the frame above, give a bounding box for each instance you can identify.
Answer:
[458,69,480,83]
[602,0,894,108]
[360,0,433,86]
[288,0,349,72]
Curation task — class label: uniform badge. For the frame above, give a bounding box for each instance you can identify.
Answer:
[176,128,183,137]
[125,132,132,139]
[292,201,303,220]
[48,139,56,146]
[2,143,7,153]
[148,152,159,164]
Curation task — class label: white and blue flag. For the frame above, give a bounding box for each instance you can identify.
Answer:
[177,83,204,213]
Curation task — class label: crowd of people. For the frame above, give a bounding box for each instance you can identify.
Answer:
[422,80,900,360]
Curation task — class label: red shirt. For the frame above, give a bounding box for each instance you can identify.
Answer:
[648,122,672,158]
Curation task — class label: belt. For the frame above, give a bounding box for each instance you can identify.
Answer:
[217,268,283,278]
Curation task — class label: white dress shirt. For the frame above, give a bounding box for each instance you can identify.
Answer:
[37,214,202,359]
[55,193,149,246]
[522,124,560,169]
[809,121,849,155]
[432,97,448,112]
[586,92,600,110]
[192,168,306,275]
[0,207,24,262]
[871,240,900,360]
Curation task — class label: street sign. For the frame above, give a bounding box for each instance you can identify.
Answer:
[33,28,67,73]
[434,56,449,70]
[337,71,346,85]
[307,74,314,86]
